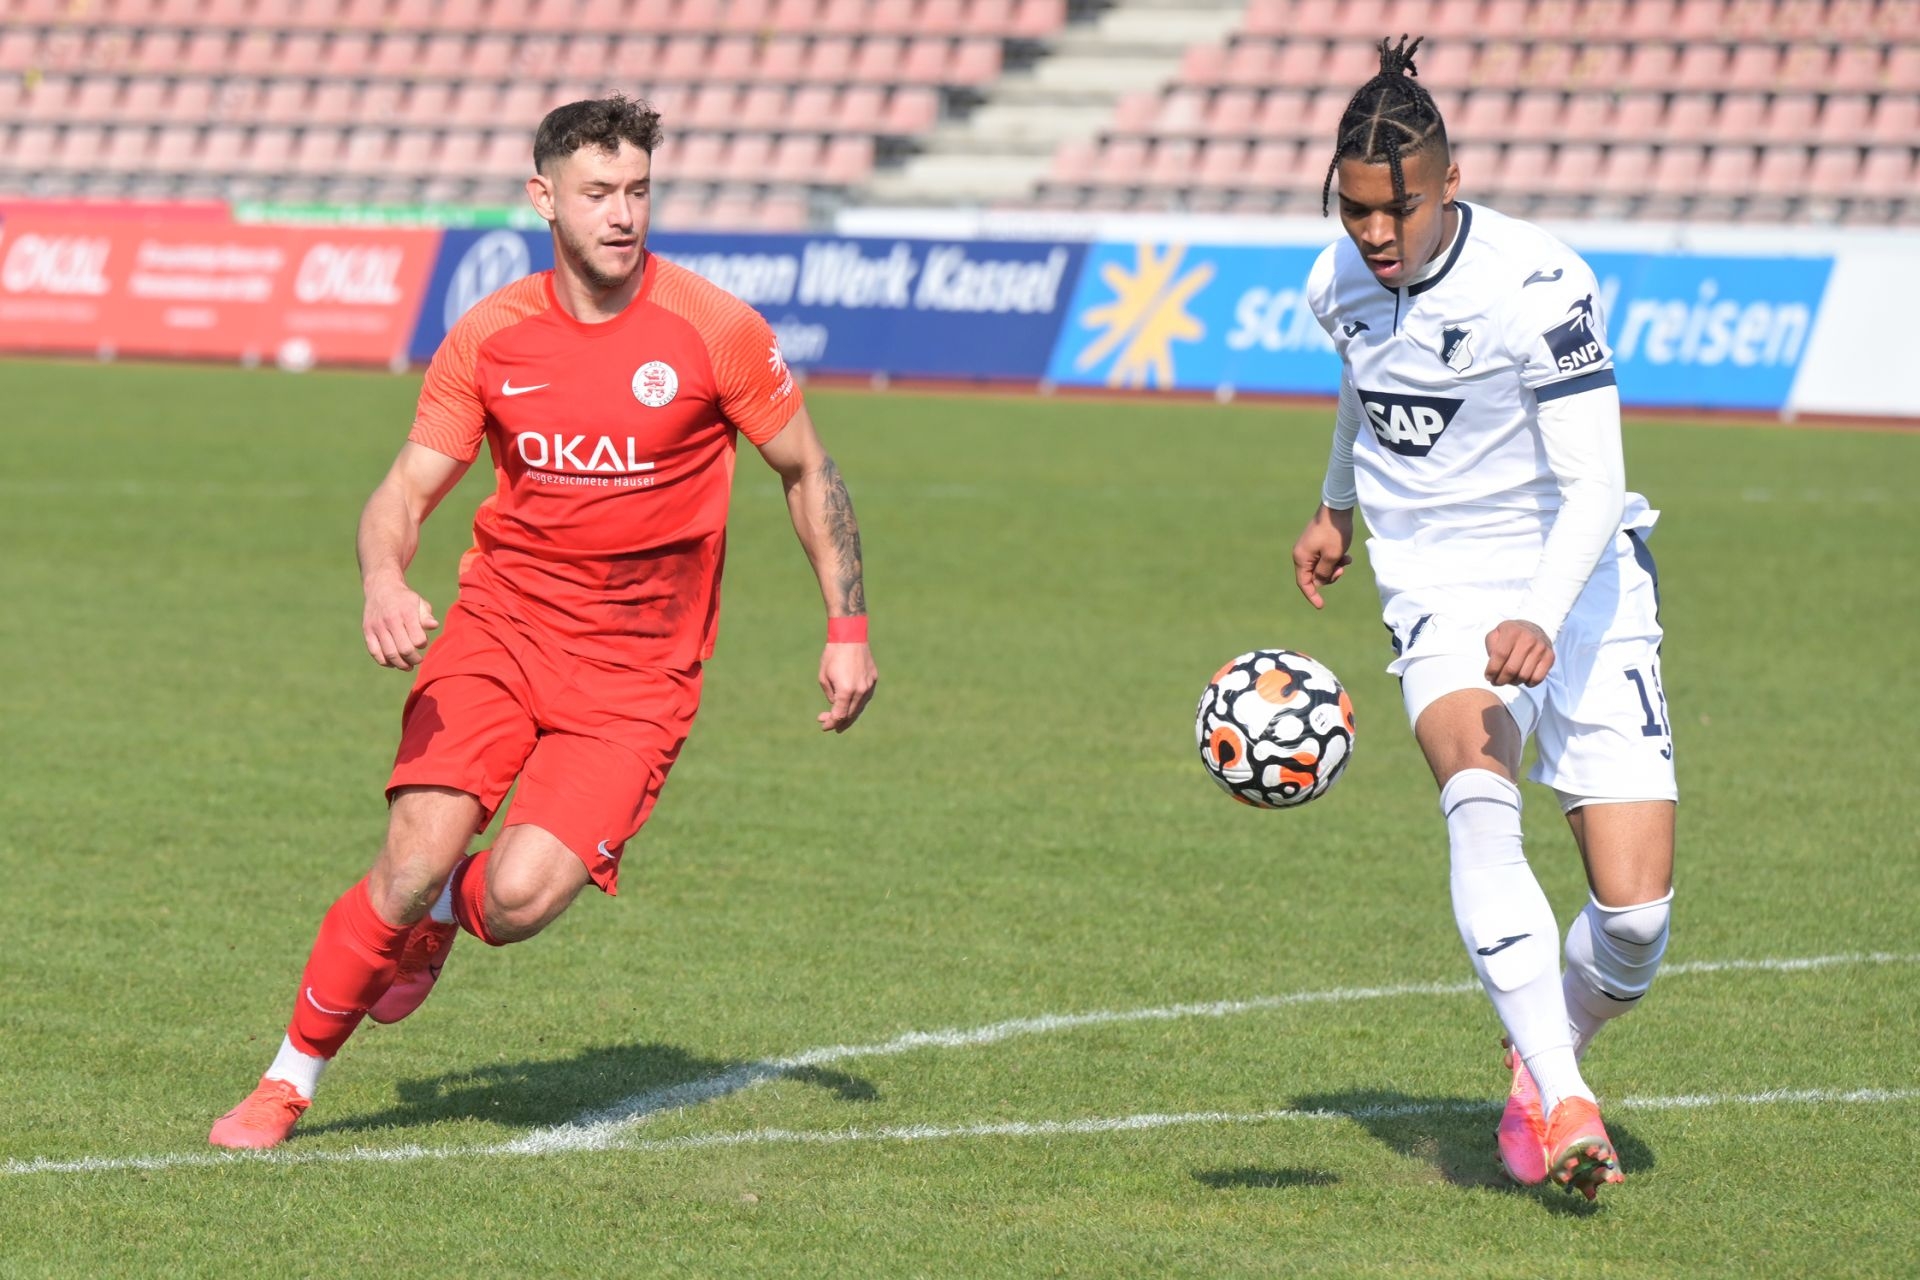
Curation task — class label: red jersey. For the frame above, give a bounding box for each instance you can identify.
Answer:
[408,254,801,669]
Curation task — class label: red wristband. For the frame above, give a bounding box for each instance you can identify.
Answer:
[826,616,868,644]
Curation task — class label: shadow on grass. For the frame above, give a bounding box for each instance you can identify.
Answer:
[301,1041,876,1138]
[1193,1167,1340,1190]
[1287,1089,1655,1217]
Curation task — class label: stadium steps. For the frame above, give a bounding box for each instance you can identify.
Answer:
[861,0,1243,205]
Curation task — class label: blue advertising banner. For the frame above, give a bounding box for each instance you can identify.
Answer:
[1585,251,1833,411]
[409,228,1084,380]
[1044,239,1834,412]
[1045,242,1340,396]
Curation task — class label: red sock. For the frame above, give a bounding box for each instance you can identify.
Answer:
[286,877,410,1058]
[450,847,507,946]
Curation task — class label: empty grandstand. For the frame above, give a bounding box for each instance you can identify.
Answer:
[0,0,1914,225]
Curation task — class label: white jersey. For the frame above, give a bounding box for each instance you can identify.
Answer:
[1306,201,1651,600]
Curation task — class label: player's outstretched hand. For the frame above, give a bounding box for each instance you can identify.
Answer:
[363,576,440,671]
[1292,505,1355,610]
[818,641,877,733]
[1484,620,1554,687]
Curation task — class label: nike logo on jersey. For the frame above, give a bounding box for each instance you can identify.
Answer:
[596,840,619,859]
[1356,389,1464,457]
[1343,321,1370,336]
[1524,268,1564,286]
[501,380,549,396]
[1475,934,1531,957]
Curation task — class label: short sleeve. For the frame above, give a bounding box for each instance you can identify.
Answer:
[1305,243,1341,335]
[407,319,488,461]
[708,303,803,446]
[1506,253,1617,402]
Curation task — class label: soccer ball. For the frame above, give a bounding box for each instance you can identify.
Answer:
[1195,649,1355,808]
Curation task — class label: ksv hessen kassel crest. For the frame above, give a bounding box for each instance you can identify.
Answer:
[632,361,679,407]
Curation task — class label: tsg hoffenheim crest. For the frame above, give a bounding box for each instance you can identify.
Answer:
[1439,324,1474,372]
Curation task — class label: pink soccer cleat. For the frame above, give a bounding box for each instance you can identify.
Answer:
[367,917,458,1024]
[1497,1040,1550,1185]
[1545,1096,1626,1201]
[208,1077,310,1150]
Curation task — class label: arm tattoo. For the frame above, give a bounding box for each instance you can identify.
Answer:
[818,456,866,616]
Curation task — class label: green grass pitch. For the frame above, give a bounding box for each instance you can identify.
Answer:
[0,358,1915,1276]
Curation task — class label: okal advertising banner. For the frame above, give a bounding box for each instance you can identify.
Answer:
[0,213,439,367]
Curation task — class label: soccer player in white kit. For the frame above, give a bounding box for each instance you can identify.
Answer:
[1291,38,1676,1201]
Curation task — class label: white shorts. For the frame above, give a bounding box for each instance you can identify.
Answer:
[1383,528,1678,807]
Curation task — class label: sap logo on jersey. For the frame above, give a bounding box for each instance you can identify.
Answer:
[1358,389,1463,457]
[1542,295,1606,374]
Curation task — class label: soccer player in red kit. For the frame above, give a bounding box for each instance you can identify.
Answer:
[210,96,877,1148]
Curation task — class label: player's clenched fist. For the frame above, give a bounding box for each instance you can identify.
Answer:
[1292,504,1355,610]
[817,642,877,733]
[362,575,440,671]
[1484,619,1554,687]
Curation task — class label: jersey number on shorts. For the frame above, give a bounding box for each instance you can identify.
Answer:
[1624,664,1672,760]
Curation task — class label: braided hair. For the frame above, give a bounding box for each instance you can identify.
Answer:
[1320,36,1451,215]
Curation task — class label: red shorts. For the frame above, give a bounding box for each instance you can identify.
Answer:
[387,598,701,895]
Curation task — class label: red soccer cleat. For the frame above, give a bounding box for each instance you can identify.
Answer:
[366,917,457,1024]
[1545,1095,1625,1201]
[1497,1040,1550,1185]
[208,1077,310,1150]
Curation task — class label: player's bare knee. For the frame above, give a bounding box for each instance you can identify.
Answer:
[480,884,572,943]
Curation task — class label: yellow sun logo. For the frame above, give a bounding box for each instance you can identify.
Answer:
[1073,244,1214,389]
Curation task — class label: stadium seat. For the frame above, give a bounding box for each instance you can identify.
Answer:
[1717,94,1766,142]
[769,133,824,184]
[760,37,809,82]
[259,80,313,126]
[1144,138,1199,190]
[292,128,345,177]
[1813,95,1871,146]
[950,39,1001,84]
[1195,138,1251,191]
[1867,94,1919,146]
[724,133,775,183]
[1665,96,1714,146]
[1545,142,1605,197]
[852,37,907,84]
[822,135,874,184]
[1699,144,1756,199]
[883,86,939,134]
[1803,146,1861,198]
[1048,138,1097,186]
[837,85,885,132]
[1752,145,1809,195]
[1762,94,1819,144]
[1885,45,1920,91]
[1509,91,1565,143]
[153,125,202,174]
[1858,147,1914,200]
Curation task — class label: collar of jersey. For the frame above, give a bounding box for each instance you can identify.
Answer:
[1397,201,1472,298]
[541,251,657,334]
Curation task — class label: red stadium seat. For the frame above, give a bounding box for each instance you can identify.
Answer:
[480,130,529,177]
[1545,142,1606,197]
[259,80,314,125]
[102,125,154,175]
[1726,44,1780,92]
[737,85,790,130]
[1717,93,1766,142]
[390,131,436,172]
[292,127,345,176]
[1646,144,1706,199]
[1179,44,1229,86]
[724,133,775,182]
[836,84,884,130]
[152,125,201,173]
[449,83,501,120]
[821,134,873,182]
[434,130,485,178]
[870,0,917,31]
[717,0,768,32]
[767,133,823,184]
[851,37,906,84]
[1665,95,1713,145]
[663,132,723,182]
[949,39,1000,84]
[123,78,168,121]
[1049,138,1097,185]
[1206,89,1260,138]
[1094,136,1149,188]
[1859,147,1914,199]
[1254,89,1311,141]
[755,190,809,230]
[1778,43,1831,90]
[1457,92,1513,144]
[1752,145,1809,194]
[1509,91,1566,143]
[1761,94,1819,144]
[1152,88,1207,138]
[1195,138,1252,190]
[707,36,757,81]
[340,129,393,177]
[1699,144,1756,198]
[469,35,517,78]
[1883,45,1920,91]
[759,36,809,81]
[1803,146,1860,197]
[1812,94,1871,145]
[919,0,966,35]
[882,86,937,133]
[498,82,551,125]
[1144,138,1199,190]
[1010,0,1065,36]
[170,79,217,122]
[1867,94,1919,145]
[806,37,856,82]
[683,83,737,129]
[786,84,838,131]
[1620,43,1678,92]
[1416,40,1474,90]
[308,81,358,125]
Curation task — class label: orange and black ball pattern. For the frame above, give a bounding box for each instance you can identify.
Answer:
[1195,649,1355,809]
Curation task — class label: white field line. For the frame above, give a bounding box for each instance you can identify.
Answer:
[5,950,1914,1178]
[9,1086,1918,1178]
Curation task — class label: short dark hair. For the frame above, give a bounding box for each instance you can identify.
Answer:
[1321,36,1451,214]
[533,94,664,174]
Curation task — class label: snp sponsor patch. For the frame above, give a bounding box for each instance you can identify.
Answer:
[1541,294,1607,375]
[1357,389,1464,457]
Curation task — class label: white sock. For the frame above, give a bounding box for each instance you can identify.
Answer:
[1441,769,1594,1114]
[1565,890,1673,1059]
[263,1035,328,1101]
[429,876,457,925]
